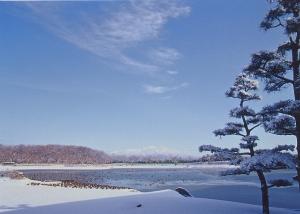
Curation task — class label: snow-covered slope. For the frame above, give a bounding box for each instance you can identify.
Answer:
[2,190,297,214]
[0,178,139,213]
[0,178,297,214]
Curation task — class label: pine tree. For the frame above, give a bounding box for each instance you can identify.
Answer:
[244,0,300,188]
[199,73,295,214]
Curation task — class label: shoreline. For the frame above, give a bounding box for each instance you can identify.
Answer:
[1,170,134,191]
[0,162,236,194]
[0,162,235,172]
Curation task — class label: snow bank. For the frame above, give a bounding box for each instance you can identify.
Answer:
[0,178,139,213]
[0,178,297,214]
[1,189,296,214]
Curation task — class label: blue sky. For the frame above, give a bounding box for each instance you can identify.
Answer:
[0,0,295,155]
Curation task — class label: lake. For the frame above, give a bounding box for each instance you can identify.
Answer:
[21,165,300,209]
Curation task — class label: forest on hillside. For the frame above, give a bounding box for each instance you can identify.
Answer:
[0,144,208,164]
[0,144,112,164]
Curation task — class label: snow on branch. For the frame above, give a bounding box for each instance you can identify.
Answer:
[213,122,244,137]
[199,145,222,153]
[199,145,242,164]
[247,118,262,127]
[263,115,296,135]
[260,0,300,35]
[244,51,293,92]
[277,41,292,56]
[285,16,300,34]
[242,135,259,142]
[230,106,257,118]
[221,151,295,176]
[272,144,295,152]
[240,136,259,149]
[261,99,300,116]
[239,151,295,173]
[225,73,261,101]
[265,75,292,91]
[199,145,239,154]
[260,6,286,30]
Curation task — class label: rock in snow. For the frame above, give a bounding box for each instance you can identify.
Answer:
[175,187,193,197]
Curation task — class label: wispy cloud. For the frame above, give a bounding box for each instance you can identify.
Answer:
[24,0,190,75]
[149,47,182,65]
[144,82,189,94]
[19,1,191,96]
[166,70,179,75]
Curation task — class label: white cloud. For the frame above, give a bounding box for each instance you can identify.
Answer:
[24,0,190,74]
[149,48,181,65]
[144,85,169,94]
[166,70,179,75]
[144,82,188,94]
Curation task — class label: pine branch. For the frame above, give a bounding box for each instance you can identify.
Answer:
[257,68,294,84]
[249,123,262,132]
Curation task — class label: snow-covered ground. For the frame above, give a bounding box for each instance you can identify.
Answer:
[1,164,299,213]
[0,177,139,213]
[0,162,234,171]
[0,177,298,214]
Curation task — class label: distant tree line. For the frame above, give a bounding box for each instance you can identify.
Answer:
[0,144,112,164]
[0,144,204,164]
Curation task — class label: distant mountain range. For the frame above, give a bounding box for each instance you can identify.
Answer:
[0,144,201,164]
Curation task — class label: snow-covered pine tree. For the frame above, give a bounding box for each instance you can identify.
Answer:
[199,73,295,214]
[244,0,300,188]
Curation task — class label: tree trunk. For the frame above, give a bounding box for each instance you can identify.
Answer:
[256,170,269,214]
[292,38,300,190]
[295,117,300,190]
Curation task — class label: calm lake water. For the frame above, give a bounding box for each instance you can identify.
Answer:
[21,166,300,209]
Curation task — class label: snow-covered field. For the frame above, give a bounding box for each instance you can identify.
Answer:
[0,162,234,171]
[0,177,139,213]
[1,164,299,213]
[0,177,297,214]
